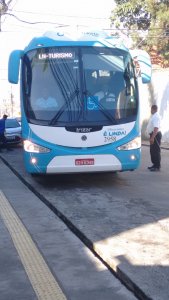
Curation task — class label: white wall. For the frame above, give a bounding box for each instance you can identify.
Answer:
[140,69,169,142]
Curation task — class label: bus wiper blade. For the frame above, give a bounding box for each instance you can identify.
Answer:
[85,90,117,124]
[49,88,80,125]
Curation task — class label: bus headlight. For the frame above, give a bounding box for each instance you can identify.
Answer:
[117,136,141,151]
[23,140,51,153]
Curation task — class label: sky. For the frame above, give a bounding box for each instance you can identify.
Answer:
[0,0,115,108]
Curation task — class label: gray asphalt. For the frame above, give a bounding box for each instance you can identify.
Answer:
[0,141,169,300]
[0,150,137,300]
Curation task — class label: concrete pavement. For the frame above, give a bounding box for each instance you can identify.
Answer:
[0,156,137,300]
[0,142,169,300]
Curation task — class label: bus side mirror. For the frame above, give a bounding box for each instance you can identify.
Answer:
[8,50,24,84]
[130,49,152,84]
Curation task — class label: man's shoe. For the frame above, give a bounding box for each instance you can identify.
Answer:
[147,165,154,170]
[150,167,160,172]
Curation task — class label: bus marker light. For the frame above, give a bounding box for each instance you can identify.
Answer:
[31,157,37,164]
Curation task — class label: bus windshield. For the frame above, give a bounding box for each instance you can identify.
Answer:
[22,46,138,126]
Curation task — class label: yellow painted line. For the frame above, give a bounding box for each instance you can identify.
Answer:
[0,190,67,300]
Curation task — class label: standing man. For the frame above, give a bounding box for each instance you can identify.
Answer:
[0,114,10,152]
[146,105,162,171]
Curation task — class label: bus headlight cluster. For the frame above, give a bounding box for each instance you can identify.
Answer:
[23,140,51,153]
[117,136,141,151]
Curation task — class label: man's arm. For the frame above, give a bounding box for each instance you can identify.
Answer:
[150,127,159,144]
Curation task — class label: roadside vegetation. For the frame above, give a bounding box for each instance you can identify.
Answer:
[110,0,169,67]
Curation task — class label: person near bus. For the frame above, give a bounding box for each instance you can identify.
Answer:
[0,114,12,151]
[146,104,162,171]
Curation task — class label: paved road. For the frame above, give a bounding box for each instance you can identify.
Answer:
[0,144,169,300]
[0,155,137,300]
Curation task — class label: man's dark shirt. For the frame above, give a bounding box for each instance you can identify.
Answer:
[0,118,6,134]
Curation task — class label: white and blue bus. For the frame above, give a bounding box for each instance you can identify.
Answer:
[8,30,151,174]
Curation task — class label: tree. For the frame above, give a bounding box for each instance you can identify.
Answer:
[110,0,169,66]
[0,0,13,13]
[0,0,14,31]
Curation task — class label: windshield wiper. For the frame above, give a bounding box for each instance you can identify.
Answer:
[49,88,80,125]
[84,90,117,124]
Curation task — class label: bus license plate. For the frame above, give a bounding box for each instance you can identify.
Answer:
[75,158,94,166]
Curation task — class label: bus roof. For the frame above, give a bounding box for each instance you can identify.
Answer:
[24,29,129,53]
